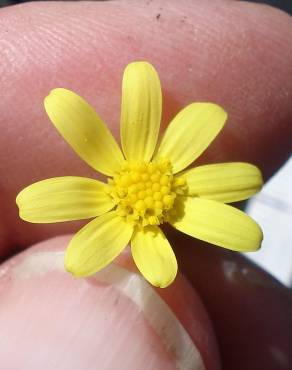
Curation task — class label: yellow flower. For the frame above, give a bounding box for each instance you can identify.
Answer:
[16,62,263,288]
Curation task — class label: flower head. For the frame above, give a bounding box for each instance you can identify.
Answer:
[16,62,263,288]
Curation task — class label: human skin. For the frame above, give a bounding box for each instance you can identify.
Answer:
[0,0,292,369]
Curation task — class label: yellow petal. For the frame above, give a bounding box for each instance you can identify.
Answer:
[180,162,263,203]
[170,197,263,252]
[44,88,124,176]
[131,226,177,288]
[16,177,115,223]
[120,62,162,162]
[155,103,227,173]
[65,212,133,277]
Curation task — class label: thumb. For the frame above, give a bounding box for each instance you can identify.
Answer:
[0,235,219,370]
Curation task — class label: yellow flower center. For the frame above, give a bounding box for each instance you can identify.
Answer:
[108,160,186,227]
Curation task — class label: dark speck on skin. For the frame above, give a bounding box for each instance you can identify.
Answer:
[156,13,161,20]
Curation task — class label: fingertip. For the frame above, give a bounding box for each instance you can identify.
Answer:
[0,235,220,370]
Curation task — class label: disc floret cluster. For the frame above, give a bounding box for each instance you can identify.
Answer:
[109,160,186,227]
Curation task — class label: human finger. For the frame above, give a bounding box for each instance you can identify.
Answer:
[0,1,292,255]
[0,235,219,370]
[168,227,292,370]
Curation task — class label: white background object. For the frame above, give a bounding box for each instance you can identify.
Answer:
[246,157,292,287]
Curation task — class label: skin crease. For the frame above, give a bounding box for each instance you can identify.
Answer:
[0,0,291,369]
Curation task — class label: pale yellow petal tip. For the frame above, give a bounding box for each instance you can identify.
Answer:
[240,223,264,253]
[44,88,57,102]
[44,88,75,109]
[151,272,178,289]
[252,225,264,251]
[256,166,264,189]
[15,192,21,207]
[125,60,156,70]
[17,211,29,223]
[46,87,69,97]
[15,191,29,221]
[208,102,228,123]
[15,187,30,207]
[209,103,228,131]
[188,102,228,119]
[241,163,264,199]
[64,248,99,278]
[123,61,160,84]
[64,248,85,278]
[64,255,88,278]
[44,89,58,112]
[140,253,178,289]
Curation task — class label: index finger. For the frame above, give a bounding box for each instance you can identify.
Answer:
[0,0,292,254]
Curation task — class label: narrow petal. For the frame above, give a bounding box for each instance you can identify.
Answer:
[170,197,263,252]
[44,88,124,176]
[65,212,133,277]
[155,103,227,173]
[121,62,162,162]
[16,177,115,223]
[131,226,177,288]
[180,162,263,203]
